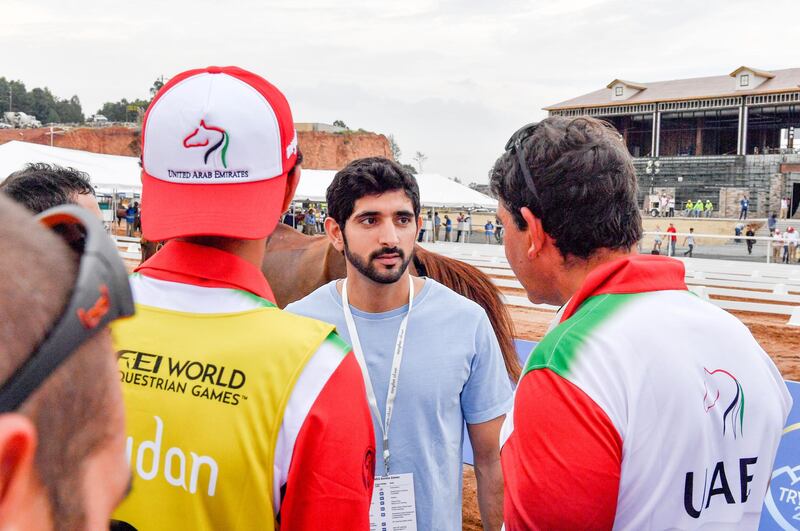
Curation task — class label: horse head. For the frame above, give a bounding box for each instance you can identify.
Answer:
[183,120,228,167]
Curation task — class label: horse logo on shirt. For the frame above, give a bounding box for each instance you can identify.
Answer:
[703,368,745,439]
[183,120,229,168]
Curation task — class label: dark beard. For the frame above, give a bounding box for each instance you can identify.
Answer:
[344,242,413,285]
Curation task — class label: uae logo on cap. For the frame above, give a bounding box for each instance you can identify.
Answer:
[183,120,229,168]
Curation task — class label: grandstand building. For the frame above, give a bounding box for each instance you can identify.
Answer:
[546,66,800,218]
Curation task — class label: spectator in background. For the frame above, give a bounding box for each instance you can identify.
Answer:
[780,196,789,219]
[444,214,452,241]
[784,232,791,263]
[768,213,777,236]
[125,202,136,237]
[787,227,799,263]
[693,199,704,218]
[667,196,675,217]
[734,222,745,243]
[282,209,296,229]
[132,201,142,234]
[666,222,677,255]
[495,216,503,243]
[434,212,441,241]
[304,207,317,235]
[484,219,494,243]
[745,226,756,255]
[772,229,783,262]
[659,193,668,217]
[704,199,712,217]
[418,211,430,242]
[682,227,695,257]
[652,224,663,254]
[740,195,749,220]
[684,199,693,217]
[1,162,102,219]
[456,212,465,242]
[116,202,127,227]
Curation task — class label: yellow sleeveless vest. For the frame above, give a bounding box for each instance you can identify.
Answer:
[111,303,334,531]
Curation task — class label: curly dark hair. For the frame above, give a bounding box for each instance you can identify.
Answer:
[1,163,95,214]
[490,116,642,260]
[326,157,420,229]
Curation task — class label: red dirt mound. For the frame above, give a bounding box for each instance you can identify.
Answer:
[0,127,392,170]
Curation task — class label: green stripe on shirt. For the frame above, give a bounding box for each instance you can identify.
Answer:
[523,293,639,378]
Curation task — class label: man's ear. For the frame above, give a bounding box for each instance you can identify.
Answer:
[280,166,302,214]
[325,217,345,252]
[0,415,38,519]
[520,207,547,259]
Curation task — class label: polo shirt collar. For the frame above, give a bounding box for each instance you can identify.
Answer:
[561,254,687,323]
[136,240,275,303]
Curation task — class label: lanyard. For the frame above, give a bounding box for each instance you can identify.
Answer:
[341,275,414,476]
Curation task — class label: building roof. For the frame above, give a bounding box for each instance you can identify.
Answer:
[546,67,800,110]
[606,79,647,90]
[728,66,775,79]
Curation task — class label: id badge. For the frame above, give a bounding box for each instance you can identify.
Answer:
[369,473,417,531]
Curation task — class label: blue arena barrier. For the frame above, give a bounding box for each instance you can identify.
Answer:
[759,380,800,530]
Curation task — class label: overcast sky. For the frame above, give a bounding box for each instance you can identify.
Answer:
[2,0,798,182]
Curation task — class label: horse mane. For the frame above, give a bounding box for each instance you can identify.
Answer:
[413,245,521,382]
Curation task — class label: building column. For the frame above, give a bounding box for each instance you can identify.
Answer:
[654,111,661,157]
[738,102,748,155]
[652,111,661,157]
[696,117,704,156]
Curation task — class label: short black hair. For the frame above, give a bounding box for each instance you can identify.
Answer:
[326,157,421,228]
[490,116,642,260]
[1,163,95,214]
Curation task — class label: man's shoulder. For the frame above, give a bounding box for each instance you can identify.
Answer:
[284,281,340,318]
[421,278,486,318]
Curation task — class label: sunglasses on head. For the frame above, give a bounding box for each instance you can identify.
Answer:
[0,205,135,412]
[504,122,541,205]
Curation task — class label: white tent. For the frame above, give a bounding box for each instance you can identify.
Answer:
[0,142,498,209]
[0,141,142,193]
[294,170,498,209]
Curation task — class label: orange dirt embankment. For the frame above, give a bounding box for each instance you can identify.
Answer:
[0,127,140,156]
[0,127,392,170]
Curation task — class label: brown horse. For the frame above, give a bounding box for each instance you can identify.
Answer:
[141,223,521,380]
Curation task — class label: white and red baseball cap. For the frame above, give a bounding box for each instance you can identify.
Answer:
[140,66,299,240]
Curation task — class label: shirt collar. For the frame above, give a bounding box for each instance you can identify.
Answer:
[560,254,687,323]
[136,240,275,303]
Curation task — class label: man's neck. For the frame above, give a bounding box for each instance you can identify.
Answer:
[552,248,635,305]
[340,268,417,314]
[178,236,266,269]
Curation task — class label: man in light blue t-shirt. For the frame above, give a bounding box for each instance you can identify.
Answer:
[286,157,512,530]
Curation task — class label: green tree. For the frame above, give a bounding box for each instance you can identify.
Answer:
[413,151,428,173]
[401,163,417,175]
[56,96,84,123]
[333,119,348,129]
[150,77,165,98]
[0,77,84,123]
[95,98,150,122]
[30,87,58,123]
[388,134,402,161]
